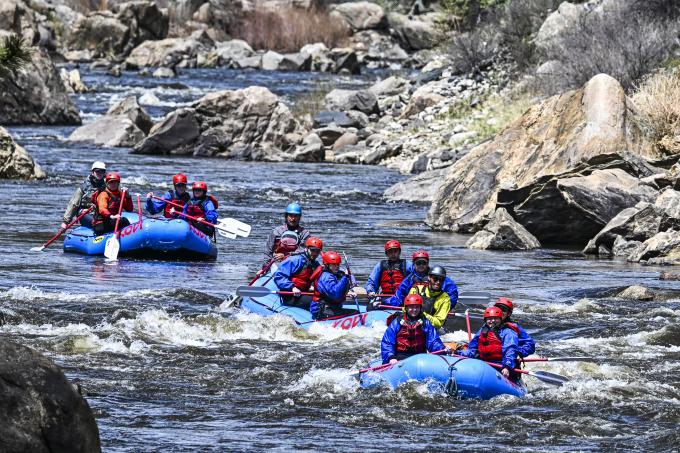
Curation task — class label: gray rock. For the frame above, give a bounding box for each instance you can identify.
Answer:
[383,168,447,202]
[0,339,101,452]
[0,126,45,179]
[331,144,369,164]
[107,96,153,134]
[212,39,254,66]
[133,108,200,154]
[0,47,80,125]
[292,142,324,162]
[628,229,680,265]
[59,68,88,93]
[611,235,642,257]
[346,110,369,129]
[325,89,379,114]
[329,1,386,31]
[331,48,360,75]
[261,50,284,71]
[176,0,205,22]
[616,285,655,301]
[369,76,410,97]
[68,116,145,147]
[153,66,176,78]
[313,111,356,128]
[316,126,345,146]
[332,132,358,151]
[388,12,438,51]
[233,55,261,69]
[466,208,541,250]
[126,29,214,68]
[302,133,322,146]
[365,133,386,147]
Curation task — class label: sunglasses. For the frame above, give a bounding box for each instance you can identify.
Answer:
[93,169,106,174]
[175,183,187,187]
[414,260,428,266]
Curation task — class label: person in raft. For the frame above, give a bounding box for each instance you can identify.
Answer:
[365,239,413,298]
[380,294,447,364]
[61,160,107,229]
[146,173,190,218]
[407,266,452,330]
[273,237,323,308]
[457,306,520,382]
[494,297,536,358]
[180,181,218,236]
[92,172,133,236]
[260,202,311,272]
[381,250,459,310]
[310,250,357,320]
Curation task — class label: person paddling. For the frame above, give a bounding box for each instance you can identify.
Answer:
[365,240,412,298]
[457,306,520,382]
[261,202,311,271]
[273,237,323,308]
[494,297,535,358]
[310,251,356,320]
[92,172,133,236]
[182,181,218,236]
[380,294,447,365]
[146,173,190,218]
[407,266,452,330]
[61,161,107,229]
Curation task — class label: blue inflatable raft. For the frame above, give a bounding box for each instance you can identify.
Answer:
[360,353,527,400]
[242,268,391,330]
[63,212,217,260]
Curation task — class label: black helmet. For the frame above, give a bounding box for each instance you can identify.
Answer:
[429,266,446,278]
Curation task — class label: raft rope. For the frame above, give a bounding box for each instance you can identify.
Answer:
[445,358,466,398]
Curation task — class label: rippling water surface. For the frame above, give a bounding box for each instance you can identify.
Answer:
[2,68,679,452]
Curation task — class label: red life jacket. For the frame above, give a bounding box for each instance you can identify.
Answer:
[395,317,426,355]
[478,326,503,362]
[505,322,520,336]
[379,259,407,294]
[186,195,219,218]
[312,268,346,303]
[163,190,190,218]
[92,189,126,224]
[290,257,322,291]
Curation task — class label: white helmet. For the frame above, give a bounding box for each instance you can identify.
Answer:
[91,161,106,171]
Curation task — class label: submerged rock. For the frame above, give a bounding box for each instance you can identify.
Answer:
[466,208,541,250]
[0,339,101,452]
[616,285,655,301]
[0,127,45,179]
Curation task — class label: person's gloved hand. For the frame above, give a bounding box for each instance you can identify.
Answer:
[146,192,153,199]
[371,300,382,310]
[501,367,510,377]
[61,222,68,229]
[292,287,301,298]
[367,292,377,298]
[389,358,398,364]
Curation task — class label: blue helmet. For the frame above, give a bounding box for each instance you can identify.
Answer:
[285,202,302,216]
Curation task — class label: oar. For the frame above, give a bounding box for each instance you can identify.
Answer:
[452,354,570,386]
[521,357,599,363]
[248,258,277,285]
[150,194,250,238]
[465,309,472,341]
[352,349,447,377]
[368,292,491,305]
[104,189,128,261]
[376,305,483,320]
[136,193,143,224]
[31,206,93,252]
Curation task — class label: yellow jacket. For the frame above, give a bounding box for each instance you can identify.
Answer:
[408,285,451,328]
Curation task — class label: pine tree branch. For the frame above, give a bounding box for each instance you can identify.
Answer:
[0,34,33,81]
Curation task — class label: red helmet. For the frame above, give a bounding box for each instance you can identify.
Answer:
[494,297,514,313]
[173,173,188,185]
[192,181,207,191]
[384,240,401,252]
[322,251,341,265]
[484,307,503,319]
[412,249,429,262]
[404,294,423,306]
[105,172,121,182]
[305,237,323,250]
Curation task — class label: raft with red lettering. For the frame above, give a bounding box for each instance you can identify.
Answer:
[360,353,527,400]
[63,212,217,260]
[241,266,391,330]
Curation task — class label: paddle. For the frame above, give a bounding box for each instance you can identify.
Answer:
[104,189,128,261]
[521,357,599,363]
[249,258,277,285]
[369,291,491,305]
[136,193,143,224]
[343,252,364,325]
[150,194,251,239]
[31,206,93,252]
[352,349,447,377]
[465,309,472,341]
[451,354,570,386]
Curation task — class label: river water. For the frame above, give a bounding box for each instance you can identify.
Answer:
[1,67,679,452]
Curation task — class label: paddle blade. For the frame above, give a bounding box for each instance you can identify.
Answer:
[216,228,237,239]
[235,285,273,298]
[529,370,570,386]
[524,356,600,363]
[218,218,251,238]
[458,294,491,304]
[30,246,45,252]
[104,237,120,261]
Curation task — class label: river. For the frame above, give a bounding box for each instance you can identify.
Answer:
[1,67,679,452]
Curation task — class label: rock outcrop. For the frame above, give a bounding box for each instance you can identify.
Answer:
[0,339,101,452]
[466,208,541,250]
[68,96,151,147]
[427,74,661,244]
[0,127,45,179]
[330,2,386,32]
[133,86,301,160]
[0,47,80,125]
[125,29,213,68]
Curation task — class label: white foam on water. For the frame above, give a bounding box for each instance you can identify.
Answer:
[522,298,602,315]
[2,286,88,302]
[287,367,359,396]
[138,91,162,106]
[121,175,151,186]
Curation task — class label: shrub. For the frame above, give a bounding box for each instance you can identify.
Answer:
[447,26,499,74]
[632,69,680,149]
[231,3,350,53]
[0,34,32,81]
[537,3,680,94]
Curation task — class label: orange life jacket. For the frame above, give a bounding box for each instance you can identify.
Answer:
[290,257,322,291]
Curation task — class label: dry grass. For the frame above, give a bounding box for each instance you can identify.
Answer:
[231,4,350,53]
[632,69,680,149]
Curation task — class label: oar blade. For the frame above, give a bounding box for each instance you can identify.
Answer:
[104,237,120,261]
[458,295,491,304]
[30,246,45,252]
[218,218,251,238]
[216,228,237,239]
[529,370,570,386]
[235,285,273,298]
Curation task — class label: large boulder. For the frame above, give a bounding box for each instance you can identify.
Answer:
[383,168,447,202]
[466,208,541,250]
[107,96,153,134]
[329,2,386,31]
[68,116,145,147]
[134,86,301,160]
[0,47,80,125]
[125,30,214,68]
[628,229,680,265]
[388,12,438,51]
[324,89,379,115]
[0,127,45,179]
[427,74,660,242]
[0,339,101,452]
[209,39,254,67]
[0,0,60,50]
[534,1,585,52]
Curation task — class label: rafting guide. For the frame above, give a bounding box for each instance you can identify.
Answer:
[61,160,106,230]
[260,202,311,270]
[365,240,413,298]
